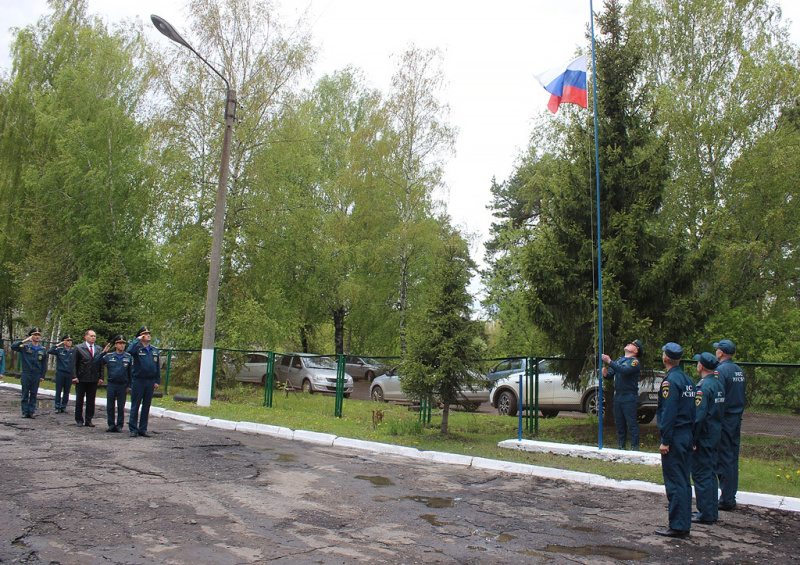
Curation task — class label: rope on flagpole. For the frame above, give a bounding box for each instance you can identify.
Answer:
[589,0,604,450]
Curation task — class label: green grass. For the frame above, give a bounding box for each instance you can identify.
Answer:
[11,378,800,498]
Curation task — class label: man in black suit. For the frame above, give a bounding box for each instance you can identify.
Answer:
[71,329,103,427]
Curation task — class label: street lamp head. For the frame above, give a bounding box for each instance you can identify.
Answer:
[151,15,194,52]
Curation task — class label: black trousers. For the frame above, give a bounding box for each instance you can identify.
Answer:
[74,382,98,424]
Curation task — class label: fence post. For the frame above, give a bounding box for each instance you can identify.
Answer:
[163,350,173,395]
[335,354,345,418]
[211,347,217,400]
[533,358,540,435]
[526,358,534,434]
[264,351,274,408]
[517,371,523,441]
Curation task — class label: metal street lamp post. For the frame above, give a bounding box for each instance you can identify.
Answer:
[151,15,237,407]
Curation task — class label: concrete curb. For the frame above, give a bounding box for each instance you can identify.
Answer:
[498,438,663,466]
[4,382,798,513]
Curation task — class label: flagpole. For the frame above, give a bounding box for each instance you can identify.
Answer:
[589,0,604,449]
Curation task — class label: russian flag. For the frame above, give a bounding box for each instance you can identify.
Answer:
[534,55,588,114]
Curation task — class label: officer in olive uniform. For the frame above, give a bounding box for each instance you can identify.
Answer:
[127,326,160,438]
[691,352,725,524]
[655,342,696,538]
[47,334,74,413]
[602,339,643,450]
[11,327,49,418]
[96,335,133,432]
[714,338,746,511]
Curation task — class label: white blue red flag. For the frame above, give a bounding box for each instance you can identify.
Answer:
[534,55,588,114]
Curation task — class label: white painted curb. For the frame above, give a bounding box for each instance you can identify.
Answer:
[293,429,336,446]
[207,418,237,430]
[498,438,662,466]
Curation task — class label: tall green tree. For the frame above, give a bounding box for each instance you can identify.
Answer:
[377,46,457,354]
[0,0,154,338]
[626,0,800,357]
[483,0,674,374]
[146,0,314,348]
[403,226,484,434]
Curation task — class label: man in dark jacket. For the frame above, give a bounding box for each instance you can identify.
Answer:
[602,339,643,450]
[11,327,48,418]
[97,334,133,432]
[714,338,746,511]
[47,334,74,413]
[656,342,696,538]
[71,329,103,427]
[127,326,160,438]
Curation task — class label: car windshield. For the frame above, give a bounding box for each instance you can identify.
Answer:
[304,356,336,370]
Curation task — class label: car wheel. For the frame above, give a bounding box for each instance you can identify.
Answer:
[344,393,351,399]
[583,391,599,415]
[540,409,559,418]
[496,390,518,417]
[637,411,655,424]
[365,370,375,382]
[371,386,385,402]
[301,379,314,394]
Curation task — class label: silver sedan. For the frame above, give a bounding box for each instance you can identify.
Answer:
[369,368,490,409]
[274,353,354,396]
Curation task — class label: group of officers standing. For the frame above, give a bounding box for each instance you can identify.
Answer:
[3,326,162,437]
[602,338,746,539]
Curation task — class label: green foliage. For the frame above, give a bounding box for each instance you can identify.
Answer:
[483,0,800,370]
[403,229,485,433]
[0,0,154,338]
[484,1,676,374]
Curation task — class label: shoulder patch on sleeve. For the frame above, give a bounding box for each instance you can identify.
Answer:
[631,359,639,367]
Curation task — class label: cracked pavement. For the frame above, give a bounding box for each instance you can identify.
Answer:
[1,387,799,564]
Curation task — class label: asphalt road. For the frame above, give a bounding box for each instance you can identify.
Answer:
[2,386,799,564]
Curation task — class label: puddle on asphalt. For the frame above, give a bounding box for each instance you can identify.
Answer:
[518,550,550,558]
[275,453,297,462]
[406,496,454,508]
[420,514,461,527]
[355,475,395,487]
[477,531,516,543]
[543,544,649,560]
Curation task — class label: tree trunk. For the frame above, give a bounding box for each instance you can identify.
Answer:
[300,324,313,353]
[333,306,346,355]
[440,402,450,434]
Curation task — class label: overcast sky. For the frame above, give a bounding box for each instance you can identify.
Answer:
[3,0,800,285]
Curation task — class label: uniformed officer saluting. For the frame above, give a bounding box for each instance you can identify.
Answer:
[655,342,696,538]
[47,334,74,413]
[11,327,48,418]
[96,335,133,433]
[127,326,160,438]
[602,339,643,450]
[714,338,746,511]
[691,352,725,525]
